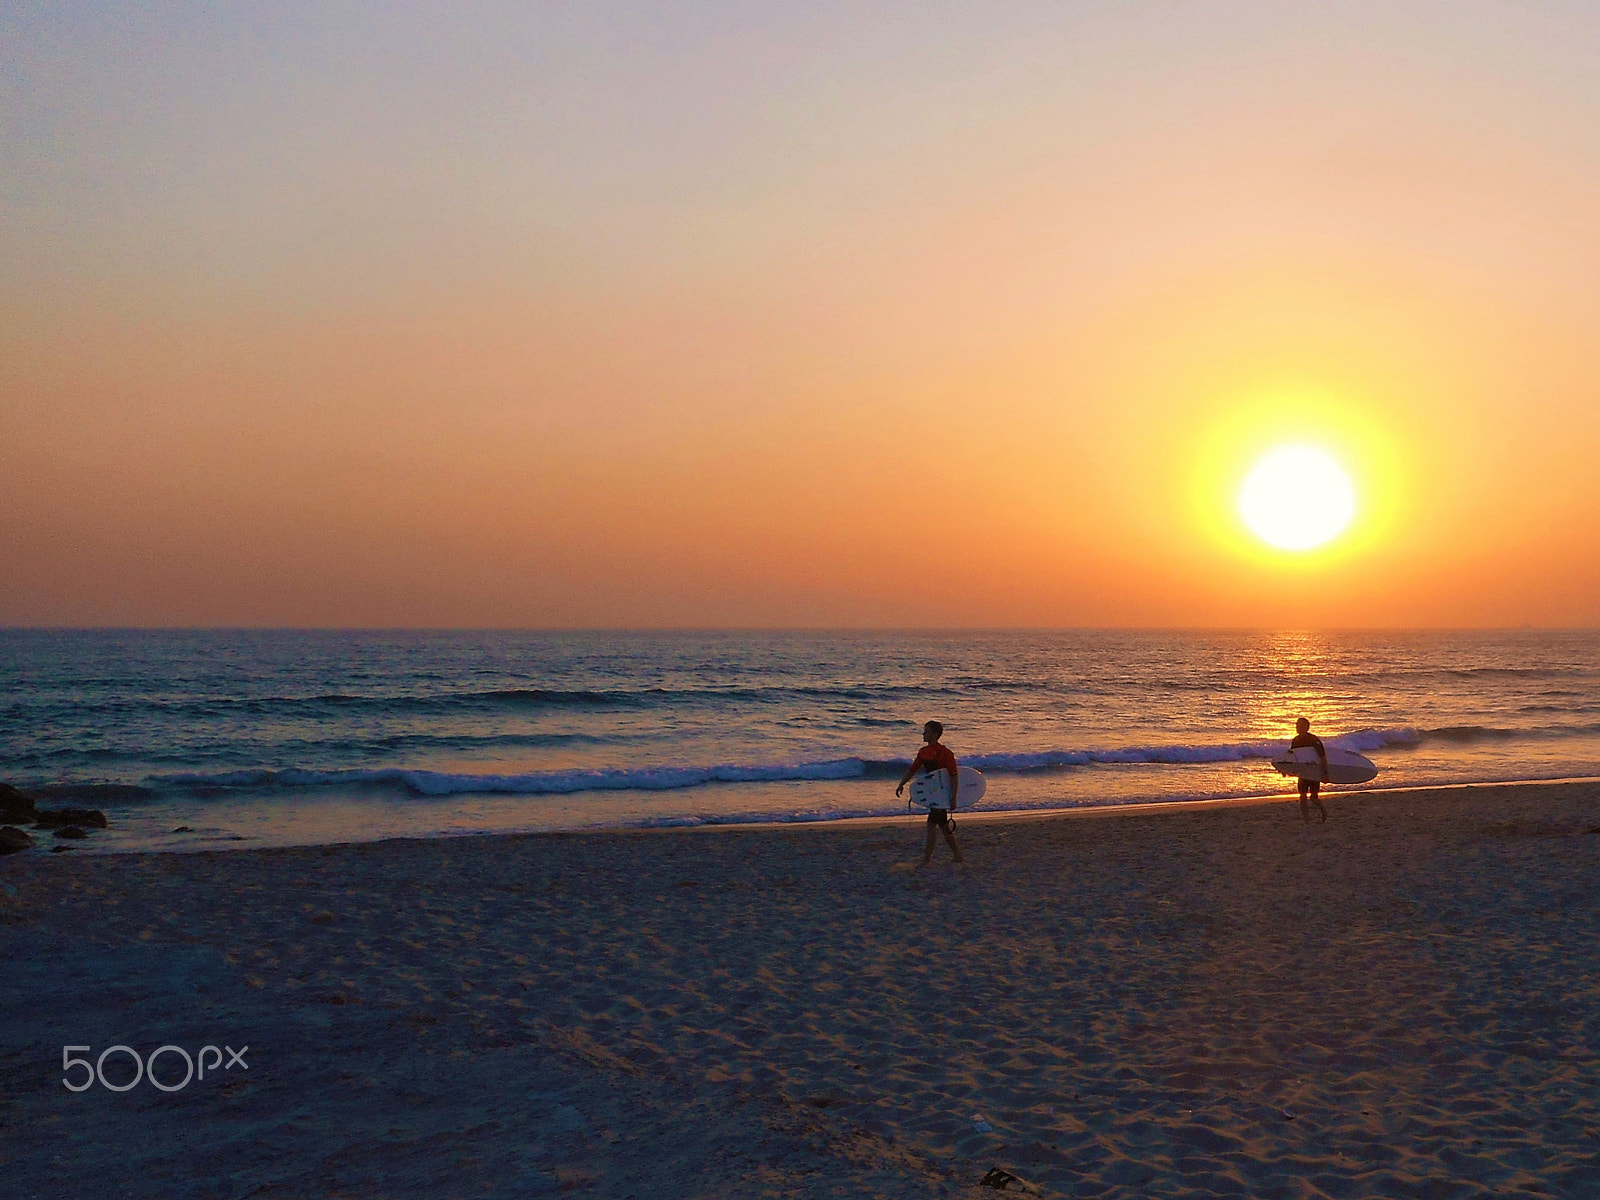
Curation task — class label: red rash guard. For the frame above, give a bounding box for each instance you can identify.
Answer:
[913,743,958,776]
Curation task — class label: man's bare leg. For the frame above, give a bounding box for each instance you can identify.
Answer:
[943,824,964,864]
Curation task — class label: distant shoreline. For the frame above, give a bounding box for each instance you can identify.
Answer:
[617,774,1600,836]
[23,775,1600,858]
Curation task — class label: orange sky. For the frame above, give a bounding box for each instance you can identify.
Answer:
[3,3,1599,627]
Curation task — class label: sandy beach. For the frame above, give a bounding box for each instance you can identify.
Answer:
[3,781,1599,1198]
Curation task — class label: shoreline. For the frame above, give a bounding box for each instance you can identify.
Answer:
[20,772,1600,857]
[643,772,1600,837]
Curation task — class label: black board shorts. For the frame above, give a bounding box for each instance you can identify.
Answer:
[926,807,951,827]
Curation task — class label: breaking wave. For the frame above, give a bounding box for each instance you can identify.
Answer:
[150,727,1423,798]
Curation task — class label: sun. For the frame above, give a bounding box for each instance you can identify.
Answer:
[1237,445,1356,551]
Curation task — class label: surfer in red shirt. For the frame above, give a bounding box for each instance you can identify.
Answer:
[895,721,965,866]
[1290,717,1329,823]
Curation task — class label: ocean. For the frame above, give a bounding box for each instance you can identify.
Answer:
[3,629,1599,852]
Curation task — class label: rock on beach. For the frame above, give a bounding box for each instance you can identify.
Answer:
[0,782,39,825]
[0,825,35,854]
[0,782,109,849]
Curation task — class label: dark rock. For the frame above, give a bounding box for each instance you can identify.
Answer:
[0,825,34,854]
[51,844,76,853]
[172,826,194,833]
[52,826,89,840]
[33,808,108,830]
[0,783,39,824]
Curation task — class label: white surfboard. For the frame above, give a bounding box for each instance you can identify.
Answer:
[1271,745,1378,785]
[908,765,986,811]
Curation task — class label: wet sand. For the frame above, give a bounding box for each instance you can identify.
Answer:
[3,781,1599,1198]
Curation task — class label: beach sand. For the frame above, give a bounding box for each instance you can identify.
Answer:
[3,781,1599,1198]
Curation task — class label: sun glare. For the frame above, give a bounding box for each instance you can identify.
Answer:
[1237,445,1356,551]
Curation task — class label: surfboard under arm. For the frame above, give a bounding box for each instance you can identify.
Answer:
[1270,746,1378,785]
[907,765,987,810]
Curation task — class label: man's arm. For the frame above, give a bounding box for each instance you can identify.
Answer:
[895,759,919,795]
[948,765,959,811]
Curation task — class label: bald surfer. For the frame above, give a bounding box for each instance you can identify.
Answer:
[1290,717,1330,823]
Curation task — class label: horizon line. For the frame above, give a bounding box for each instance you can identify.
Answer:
[3,625,1596,635]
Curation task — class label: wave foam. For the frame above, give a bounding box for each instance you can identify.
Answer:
[149,727,1423,798]
[155,758,873,797]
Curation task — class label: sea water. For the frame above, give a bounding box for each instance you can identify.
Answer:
[3,629,1599,852]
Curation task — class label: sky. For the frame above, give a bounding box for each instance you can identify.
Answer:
[3,1,1599,627]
